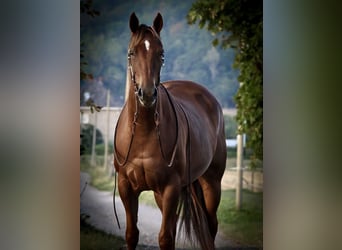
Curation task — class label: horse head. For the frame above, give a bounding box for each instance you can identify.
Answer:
[128,12,164,108]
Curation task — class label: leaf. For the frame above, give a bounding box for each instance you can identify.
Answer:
[212,38,219,47]
[94,106,103,112]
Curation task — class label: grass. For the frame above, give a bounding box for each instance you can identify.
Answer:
[137,190,262,247]
[217,189,263,247]
[81,155,262,247]
[139,191,158,207]
[81,214,125,250]
[81,155,115,191]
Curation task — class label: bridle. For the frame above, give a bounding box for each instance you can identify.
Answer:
[127,49,139,94]
[127,46,164,95]
[113,43,178,168]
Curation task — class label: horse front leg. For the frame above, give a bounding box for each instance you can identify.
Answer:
[118,176,139,250]
[158,184,180,250]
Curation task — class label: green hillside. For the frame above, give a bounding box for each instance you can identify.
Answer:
[81,0,239,108]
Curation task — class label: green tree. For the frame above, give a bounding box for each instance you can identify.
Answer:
[81,0,100,80]
[187,0,263,166]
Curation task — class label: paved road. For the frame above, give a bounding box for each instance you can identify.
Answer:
[80,172,259,249]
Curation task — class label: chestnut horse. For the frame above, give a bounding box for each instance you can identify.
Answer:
[114,12,226,250]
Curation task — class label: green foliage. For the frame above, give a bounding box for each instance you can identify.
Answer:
[188,0,263,165]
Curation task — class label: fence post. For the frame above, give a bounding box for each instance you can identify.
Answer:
[103,89,110,169]
[236,133,243,210]
[90,111,97,166]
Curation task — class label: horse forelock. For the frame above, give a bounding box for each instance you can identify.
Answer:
[129,25,162,50]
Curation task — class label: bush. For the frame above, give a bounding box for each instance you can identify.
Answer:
[95,143,114,155]
[224,115,237,139]
[227,147,237,158]
[227,146,254,161]
[80,124,104,155]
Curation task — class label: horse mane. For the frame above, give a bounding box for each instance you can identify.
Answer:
[128,24,161,50]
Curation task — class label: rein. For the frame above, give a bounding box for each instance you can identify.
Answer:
[113,84,179,168]
[112,51,140,167]
[113,91,139,167]
[155,85,179,167]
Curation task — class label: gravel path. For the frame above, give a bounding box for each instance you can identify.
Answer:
[80,172,259,249]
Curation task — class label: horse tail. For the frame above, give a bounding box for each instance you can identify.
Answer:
[178,180,214,250]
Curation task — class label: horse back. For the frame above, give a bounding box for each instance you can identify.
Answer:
[163,80,223,132]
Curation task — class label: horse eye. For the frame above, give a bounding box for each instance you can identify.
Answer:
[160,52,165,64]
[128,50,135,59]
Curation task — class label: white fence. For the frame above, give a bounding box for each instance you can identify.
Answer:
[80,106,263,194]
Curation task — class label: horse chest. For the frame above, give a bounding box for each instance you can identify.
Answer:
[124,159,167,192]
[125,136,167,191]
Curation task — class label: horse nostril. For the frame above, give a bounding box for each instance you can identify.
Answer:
[153,88,157,98]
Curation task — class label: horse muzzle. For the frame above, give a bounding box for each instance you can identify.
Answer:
[136,86,158,108]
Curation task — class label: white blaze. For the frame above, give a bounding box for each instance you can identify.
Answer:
[144,40,150,51]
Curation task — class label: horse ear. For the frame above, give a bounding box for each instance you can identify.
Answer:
[153,12,163,34]
[129,12,139,33]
